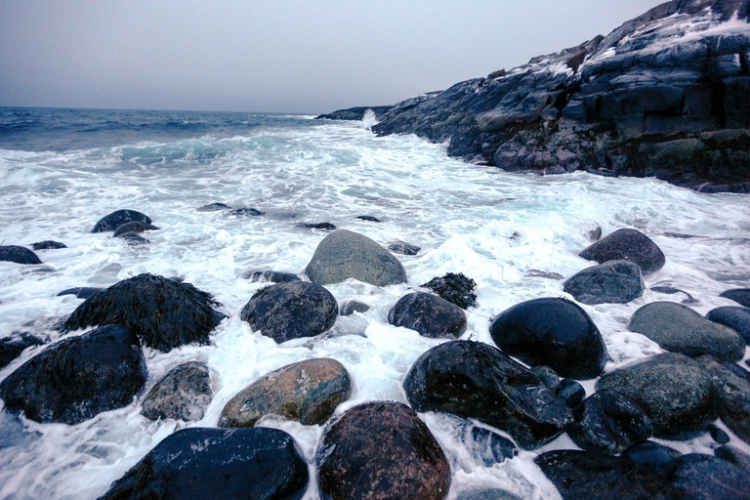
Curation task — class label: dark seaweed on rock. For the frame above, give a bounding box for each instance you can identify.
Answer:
[421,272,477,309]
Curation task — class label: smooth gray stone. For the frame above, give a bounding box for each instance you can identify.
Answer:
[141,362,213,422]
[564,260,644,305]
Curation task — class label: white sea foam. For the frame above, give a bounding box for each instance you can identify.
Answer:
[0,118,749,499]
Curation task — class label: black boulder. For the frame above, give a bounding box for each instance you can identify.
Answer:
[621,441,682,479]
[92,209,152,233]
[578,229,666,275]
[0,245,42,265]
[388,292,467,339]
[706,306,750,342]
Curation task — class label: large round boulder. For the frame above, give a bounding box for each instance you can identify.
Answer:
[62,273,225,353]
[720,288,750,307]
[628,302,745,361]
[596,353,717,439]
[316,401,451,500]
[99,427,309,500]
[240,281,338,343]
[219,358,351,428]
[578,228,666,275]
[563,260,645,305]
[388,292,467,339]
[141,362,213,422]
[489,297,608,379]
[92,209,152,233]
[0,325,146,425]
[696,355,750,445]
[306,230,407,286]
[706,306,750,343]
[0,245,42,265]
[403,341,573,449]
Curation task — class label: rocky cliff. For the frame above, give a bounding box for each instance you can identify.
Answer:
[364,0,750,192]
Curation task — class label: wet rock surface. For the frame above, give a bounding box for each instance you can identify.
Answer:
[556,378,586,408]
[240,281,338,343]
[696,355,750,444]
[240,270,300,283]
[219,358,351,428]
[197,202,232,212]
[57,287,104,299]
[720,288,750,307]
[316,106,394,121]
[420,272,477,309]
[622,441,682,479]
[31,240,67,250]
[230,207,264,217]
[706,306,750,342]
[92,209,152,233]
[388,292,467,339]
[670,453,750,500]
[489,297,608,379]
[462,424,518,467]
[355,215,380,222]
[387,240,421,255]
[141,362,213,422]
[0,245,42,265]
[563,260,645,305]
[0,333,44,369]
[99,427,309,500]
[316,401,451,500]
[112,221,159,237]
[117,231,150,244]
[578,229,666,275]
[0,325,147,424]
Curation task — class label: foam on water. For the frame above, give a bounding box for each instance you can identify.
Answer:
[1,112,749,499]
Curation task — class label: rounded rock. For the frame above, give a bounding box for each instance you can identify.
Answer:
[563,260,644,305]
[707,306,750,342]
[556,379,586,408]
[92,209,152,233]
[388,292,467,339]
[720,288,750,307]
[141,362,213,422]
[622,441,682,478]
[0,245,42,265]
[578,228,666,275]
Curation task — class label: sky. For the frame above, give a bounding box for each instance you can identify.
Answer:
[0,0,667,114]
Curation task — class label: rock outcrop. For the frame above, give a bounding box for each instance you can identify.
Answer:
[316,106,394,121]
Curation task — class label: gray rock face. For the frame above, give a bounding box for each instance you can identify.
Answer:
[578,229,666,275]
[596,353,717,438]
[240,281,338,343]
[696,355,750,444]
[388,292,467,339]
[720,288,750,307]
[0,245,42,265]
[92,209,152,233]
[706,306,750,342]
[306,230,407,286]
[628,301,745,361]
[218,358,351,428]
[564,260,645,305]
[141,362,213,422]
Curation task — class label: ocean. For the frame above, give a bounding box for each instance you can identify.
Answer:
[1,106,749,499]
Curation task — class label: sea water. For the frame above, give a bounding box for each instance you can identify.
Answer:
[0,107,749,499]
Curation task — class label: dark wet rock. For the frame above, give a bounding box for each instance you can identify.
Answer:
[306,230,407,286]
[696,355,750,444]
[563,260,644,305]
[489,297,607,379]
[197,202,232,212]
[62,273,225,353]
[706,306,750,342]
[462,424,518,467]
[298,222,336,230]
[622,441,682,479]
[588,226,603,242]
[219,358,351,428]
[57,287,104,299]
[387,240,421,256]
[339,301,370,316]
[720,288,750,307]
[421,272,477,309]
[240,281,338,343]
[710,425,731,444]
[99,427,309,500]
[650,286,698,304]
[316,401,451,500]
[568,389,654,455]
[670,453,750,500]
[556,378,587,408]
[403,341,573,449]
[113,221,159,237]
[0,333,44,369]
[0,245,42,265]
[230,207,264,217]
[596,353,717,439]
[240,270,300,283]
[141,362,213,422]
[535,450,675,500]
[31,241,67,250]
[316,106,394,121]
[715,445,750,473]
[388,292,467,339]
[579,229,666,275]
[526,269,565,280]
[92,209,152,233]
[356,215,380,222]
[628,302,745,361]
[531,365,561,392]
[117,231,150,244]
[0,325,146,425]
[457,490,523,500]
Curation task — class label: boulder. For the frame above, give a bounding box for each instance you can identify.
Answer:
[563,260,645,305]
[356,215,380,222]
[0,325,146,424]
[0,333,44,369]
[240,270,300,283]
[387,240,421,255]
[219,358,351,428]
[670,453,750,500]
[316,401,451,500]
[240,281,338,343]
[388,292,467,339]
[556,378,586,408]
[696,355,750,444]
[99,427,309,500]
[628,302,745,361]
[720,288,750,307]
[567,390,654,455]
[0,245,42,265]
[197,202,232,212]
[622,441,682,479]
[306,230,407,286]
[62,273,225,353]
[57,287,104,299]
[596,353,717,438]
[92,209,152,233]
[489,297,608,379]
[230,207,264,217]
[113,221,159,237]
[710,425,731,444]
[339,301,370,316]
[420,272,477,309]
[706,306,750,342]
[31,241,67,250]
[403,341,573,449]
[457,490,523,500]
[578,229,666,275]
[141,362,213,422]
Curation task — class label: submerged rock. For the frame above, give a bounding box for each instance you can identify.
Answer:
[388,292,467,339]
[706,306,750,342]
[113,221,159,237]
[421,272,477,309]
[62,273,225,353]
[99,427,309,500]
[197,202,232,212]
[403,341,573,449]
[696,355,750,444]
[563,260,644,305]
[720,288,750,307]
[117,231,150,244]
[306,230,407,286]
[578,229,666,275]
[219,358,350,428]
[31,241,67,250]
[57,287,104,299]
[316,401,451,500]
[489,297,607,379]
[356,215,380,222]
[339,301,370,316]
[230,207,264,217]
[240,270,300,283]
[0,245,42,265]
[387,240,421,255]
[0,333,44,369]
[141,362,213,422]
[92,209,152,233]
[298,222,336,230]
[240,281,338,343]
[0,325,146,425]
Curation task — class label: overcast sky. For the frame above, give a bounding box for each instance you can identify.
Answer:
[0,0,666,114]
